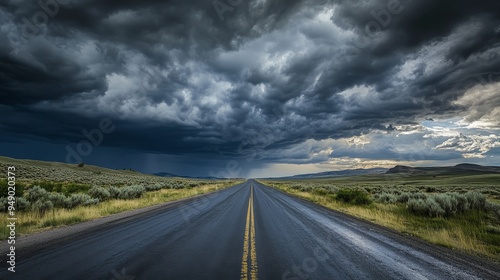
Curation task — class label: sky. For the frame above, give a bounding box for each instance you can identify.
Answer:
[0,0,499,178]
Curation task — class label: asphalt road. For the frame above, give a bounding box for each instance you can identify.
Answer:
[1,180,499,279]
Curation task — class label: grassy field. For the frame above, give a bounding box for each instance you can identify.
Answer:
[0,156,242,239]
[261,173,500,261]
[0,156,202,186]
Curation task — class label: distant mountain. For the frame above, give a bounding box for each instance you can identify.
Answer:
[152,172,220,180]
[386,163,500,175]
[453,163,500,173]
[267,163,500,180]
[269,168,388,179]
[152,172,179,178]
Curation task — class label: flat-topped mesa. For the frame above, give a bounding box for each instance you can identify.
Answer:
[385,165,415,174]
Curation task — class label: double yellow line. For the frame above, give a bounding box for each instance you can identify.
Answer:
[241,184,258,280]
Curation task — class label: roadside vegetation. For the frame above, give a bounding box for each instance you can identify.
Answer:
[0,156,242,239]
[262,174,500,261]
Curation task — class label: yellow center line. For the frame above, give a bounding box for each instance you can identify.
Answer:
[241,183,258,280]
[250,185,258,279]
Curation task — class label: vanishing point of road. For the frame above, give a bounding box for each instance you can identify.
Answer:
[1,180,499,279]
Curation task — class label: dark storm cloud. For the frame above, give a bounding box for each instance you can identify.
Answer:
[0,0,499,168]
[332,0,500,97]
[0,50,107,105]
[334,0,500,53]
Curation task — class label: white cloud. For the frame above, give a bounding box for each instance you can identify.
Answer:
[326,157,435,170]
[435,133,500,158]
[345,135,370,147]
[454,82,500,129]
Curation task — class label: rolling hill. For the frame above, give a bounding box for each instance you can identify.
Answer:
[267,168,388,179]
[386,163,500,175]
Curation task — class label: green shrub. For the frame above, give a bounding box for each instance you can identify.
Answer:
[0,197,7,212]
[170,181,189,189]
[425,197,446,217]
[108,186,121,199]
[0,180,25,197]
[63,183,91,195]
[313,188,332,196]
[410,192,428,200]
[433,194,457,216]
[396,192,411,203]
[377,191,486,217]
[407,198,426,216]
[31,181,63,193]
[89,186,111,201]
[300,185,313,192]
[465,191,486,210]
[82,198,99,206]
[375,193,397,204]
[375,192,428,204]
[486,202,500,219]
[336,189,372,205]
[407,198,445,217]
[48,192,67,208]
[144,184,163,192]
[26,186,50,202]
[31,200,53,216]
[16,197,30,211]
[118,185,146,199]
[406,191,487,218]
[425,186,436,193]
[64,193,94,209]
[0,196,29,212]
[25,186,58,216]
